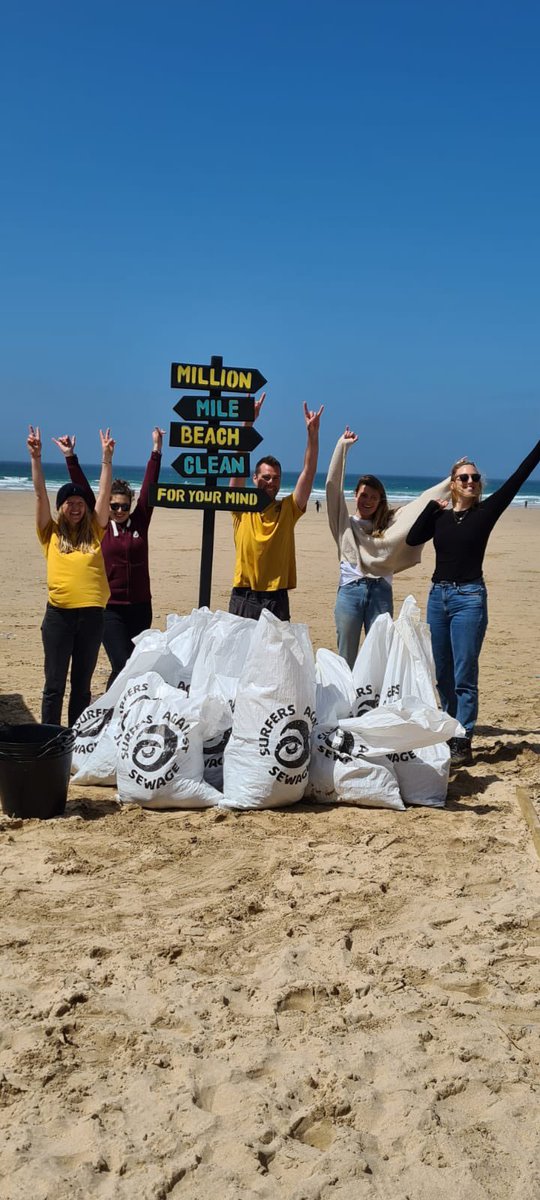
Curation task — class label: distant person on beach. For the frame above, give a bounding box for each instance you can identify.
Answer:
[228,396,324,620]
[27,425,113,727]
[315,499,321,513]
[406,437,540,766]
[326,427,450,667]
[55,427,165,686]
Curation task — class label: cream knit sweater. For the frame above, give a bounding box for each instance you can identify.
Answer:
[326,437,451,577]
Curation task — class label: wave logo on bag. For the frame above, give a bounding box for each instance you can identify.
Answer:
[131,723,180,773]
[73,707,113,755]
[355,685,380,714]
[259,704,315,784]
[203,726,231,767]
[315,727,371,764]
[121,711,191,792]
[117,681,153,734]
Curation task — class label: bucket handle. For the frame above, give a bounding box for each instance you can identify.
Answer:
[35,729,75,758]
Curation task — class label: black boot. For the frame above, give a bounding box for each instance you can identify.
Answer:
[449,736,472,767]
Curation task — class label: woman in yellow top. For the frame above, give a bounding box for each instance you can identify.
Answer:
[27,424,114,727]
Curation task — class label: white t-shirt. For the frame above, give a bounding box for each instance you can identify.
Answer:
[339,518,393,587]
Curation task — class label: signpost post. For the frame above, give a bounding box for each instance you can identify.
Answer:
[149,354,268,607]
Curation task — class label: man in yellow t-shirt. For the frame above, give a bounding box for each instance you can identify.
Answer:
[229,400,324,621]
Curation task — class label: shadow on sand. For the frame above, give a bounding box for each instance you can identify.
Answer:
[0,694,38,725]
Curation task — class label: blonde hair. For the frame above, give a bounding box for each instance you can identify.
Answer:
[56,508,96,554]
[450,457,483,504]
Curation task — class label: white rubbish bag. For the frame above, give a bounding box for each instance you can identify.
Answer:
[221,610,316,809]
[71,671,173,785]
[100,609,212,709]
[352,613,395,716]
[315,648,356,727]
[116,679,220,809]
[71,701,118,785]
[350,698,462,751]
[380,596,459,806]
[307,723,404,810]
[190,610,257,790]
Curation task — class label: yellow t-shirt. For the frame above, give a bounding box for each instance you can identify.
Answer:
[232,493,304,591]
[38,518,110,609]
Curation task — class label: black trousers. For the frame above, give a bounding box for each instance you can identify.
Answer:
[41,604,104,727]
[228,587,290,622]
[102,601,153,688]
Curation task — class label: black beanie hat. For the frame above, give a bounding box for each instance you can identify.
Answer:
[56,483,93,510]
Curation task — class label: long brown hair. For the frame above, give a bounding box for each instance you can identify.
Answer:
[355,474,395,537]
[56,508,96,554]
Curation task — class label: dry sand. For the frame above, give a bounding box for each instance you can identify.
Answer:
[0,493,539,1200]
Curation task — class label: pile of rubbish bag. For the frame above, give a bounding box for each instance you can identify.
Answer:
[72,596,464,811]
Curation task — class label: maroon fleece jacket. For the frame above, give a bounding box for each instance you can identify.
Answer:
[66,452,161,605]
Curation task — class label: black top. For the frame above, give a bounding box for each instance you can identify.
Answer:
[406,439,540,583]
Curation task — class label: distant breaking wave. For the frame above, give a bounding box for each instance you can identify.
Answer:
[0,462,538,506]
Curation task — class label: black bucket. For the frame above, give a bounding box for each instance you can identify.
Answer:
[0,724,75,819]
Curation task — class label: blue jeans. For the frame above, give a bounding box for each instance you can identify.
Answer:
[427,581,488,738]
[335,577,393,668]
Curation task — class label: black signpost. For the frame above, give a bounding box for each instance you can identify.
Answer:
[171,452,251,478]
[173,394,255,422]
[169,422,263,452]
[171,362,266,394]
[150,354,269,607]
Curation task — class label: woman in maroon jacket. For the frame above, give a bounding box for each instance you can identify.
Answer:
[54,428,165,686]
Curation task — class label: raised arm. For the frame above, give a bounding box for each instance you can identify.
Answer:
[293,402,324,512]
[481,437,540,520]
[325,427,357,545]
[230,392,266,488]
[95,428,115,528]
[53,433,96,509]
[137,426,165,519]
[27,425,51,532]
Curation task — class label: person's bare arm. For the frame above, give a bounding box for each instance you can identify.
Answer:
[230,392,266,488]
[95,428,115,527]
[28,425,51,532]
[293,402,324,511]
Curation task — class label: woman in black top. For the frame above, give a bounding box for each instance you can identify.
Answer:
[406,438,540,765]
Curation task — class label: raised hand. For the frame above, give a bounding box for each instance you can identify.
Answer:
[152,427,166,453]
[436,499,449,509]
[27,425,42,458]
[99,428,115,462]
[303,401,324,435]
[52,434,76,457]
[253,391,266,421]
[342,426,358,446]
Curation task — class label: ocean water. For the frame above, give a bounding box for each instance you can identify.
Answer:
[1,461,539,506]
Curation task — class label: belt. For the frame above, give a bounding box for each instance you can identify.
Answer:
[435,578,484,586]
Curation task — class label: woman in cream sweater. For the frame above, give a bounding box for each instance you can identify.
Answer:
[326,428,449,667]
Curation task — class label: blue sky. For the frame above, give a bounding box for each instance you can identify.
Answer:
[2,0,539,479]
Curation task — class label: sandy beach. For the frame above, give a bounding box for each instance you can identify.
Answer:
[1,492,539,1200]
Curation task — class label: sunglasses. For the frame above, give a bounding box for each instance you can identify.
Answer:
[110,502,130,512]
[455,473,481,484]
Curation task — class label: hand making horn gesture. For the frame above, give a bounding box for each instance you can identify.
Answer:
[52,434,77,457]
[303,401,324,434]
